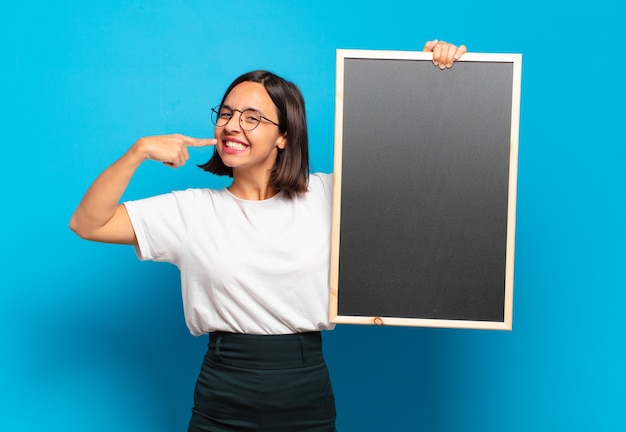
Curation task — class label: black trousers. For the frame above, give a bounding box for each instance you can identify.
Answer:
[188,332,336,432]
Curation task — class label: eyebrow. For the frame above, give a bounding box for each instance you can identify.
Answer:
[221,103,263,114]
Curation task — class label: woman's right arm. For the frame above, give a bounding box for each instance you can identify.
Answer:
[69,134,216,245]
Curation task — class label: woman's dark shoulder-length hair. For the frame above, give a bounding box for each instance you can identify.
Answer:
[198,70,309,195]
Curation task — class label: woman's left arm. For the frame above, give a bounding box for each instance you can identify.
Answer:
[423,40,467,69]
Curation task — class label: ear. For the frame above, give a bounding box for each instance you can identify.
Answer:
[276,132,287,150]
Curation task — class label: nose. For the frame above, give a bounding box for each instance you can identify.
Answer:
[224,110,243,132]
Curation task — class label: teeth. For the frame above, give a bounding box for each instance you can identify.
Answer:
[225,141,247,150]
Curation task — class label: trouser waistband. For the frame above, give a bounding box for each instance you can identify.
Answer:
[207,331,324,369]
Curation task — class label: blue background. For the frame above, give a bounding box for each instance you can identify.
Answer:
[2,1,624,431]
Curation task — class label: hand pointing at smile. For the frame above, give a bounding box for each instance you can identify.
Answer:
[135,134,218,168]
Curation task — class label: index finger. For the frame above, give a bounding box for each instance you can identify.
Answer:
[186,137,218,147]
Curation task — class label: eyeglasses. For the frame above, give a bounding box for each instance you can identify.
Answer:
[211,105,280,131]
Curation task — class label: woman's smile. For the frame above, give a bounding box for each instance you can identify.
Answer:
[222,138,249,154]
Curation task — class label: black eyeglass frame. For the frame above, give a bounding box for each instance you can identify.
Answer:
[211,105,281,131]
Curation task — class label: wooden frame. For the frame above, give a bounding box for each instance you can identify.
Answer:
[330,50,522,330]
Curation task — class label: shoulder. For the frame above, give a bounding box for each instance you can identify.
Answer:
[308,172,333,189]
[304,173,333,204]
[170,187,230,201]
[125,187,226,212]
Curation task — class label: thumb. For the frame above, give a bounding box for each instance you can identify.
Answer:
[423,39,439,52]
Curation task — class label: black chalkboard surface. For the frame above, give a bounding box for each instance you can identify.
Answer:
[329,50,522,330]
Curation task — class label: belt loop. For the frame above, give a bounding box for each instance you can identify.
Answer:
[298,334,307,365]
[215,334,223,363]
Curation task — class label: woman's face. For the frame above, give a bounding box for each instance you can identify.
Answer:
[214,81,286,176]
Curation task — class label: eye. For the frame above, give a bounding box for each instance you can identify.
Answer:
[219,111,233,119]
[242,110,261,123]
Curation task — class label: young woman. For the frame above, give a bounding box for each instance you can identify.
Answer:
[70,40,466,432]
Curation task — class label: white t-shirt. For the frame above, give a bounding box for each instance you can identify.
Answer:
[123,173,335,336]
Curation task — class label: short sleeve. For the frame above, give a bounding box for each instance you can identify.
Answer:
[123,193,186,263]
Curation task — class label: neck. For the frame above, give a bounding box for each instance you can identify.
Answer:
[228,170,277,200]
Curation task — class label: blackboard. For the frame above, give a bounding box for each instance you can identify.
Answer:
[329,50,522,330]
